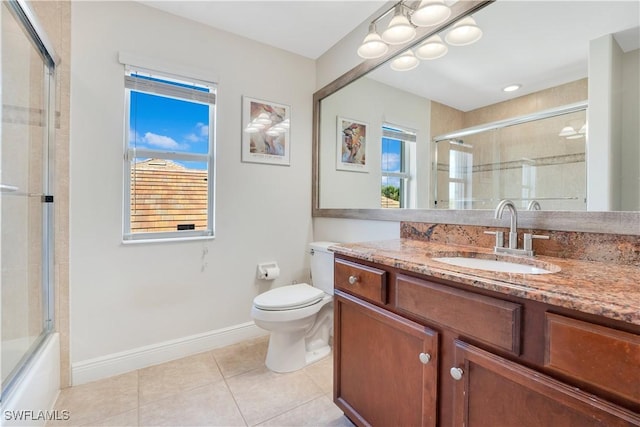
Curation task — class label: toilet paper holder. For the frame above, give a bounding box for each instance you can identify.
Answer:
[257,262,280,280]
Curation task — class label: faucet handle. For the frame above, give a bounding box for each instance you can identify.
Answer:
[524,233,549,252]
[484,230,504,248]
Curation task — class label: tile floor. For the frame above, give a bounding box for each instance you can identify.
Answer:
[47,336,354,427]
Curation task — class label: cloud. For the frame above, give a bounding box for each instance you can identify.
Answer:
[197,122,209,137]
[185,133,200,143]
[142,132,187,150]
[183,123,209,144]
[381,153,401,171]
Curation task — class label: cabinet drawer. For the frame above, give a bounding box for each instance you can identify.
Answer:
[335,259,387,304]
[395,274,522,355]
[545,313,640,406]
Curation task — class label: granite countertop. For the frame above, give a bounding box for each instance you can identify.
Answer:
[330,239,640,326]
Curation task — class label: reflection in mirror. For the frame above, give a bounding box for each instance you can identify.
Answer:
[434,102,587,211]
[317,1,639,212]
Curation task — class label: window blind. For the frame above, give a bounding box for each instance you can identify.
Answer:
[125,75,216,105]
[382,128,416,142]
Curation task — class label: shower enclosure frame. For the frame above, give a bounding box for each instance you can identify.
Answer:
[431,100,588,210]
[1,0,58,403]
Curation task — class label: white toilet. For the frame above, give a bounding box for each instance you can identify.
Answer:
[251,241,336,373]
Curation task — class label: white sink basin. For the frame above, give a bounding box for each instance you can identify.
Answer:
[432,257,555,275]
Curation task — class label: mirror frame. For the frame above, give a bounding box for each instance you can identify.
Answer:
[312,0,640,236]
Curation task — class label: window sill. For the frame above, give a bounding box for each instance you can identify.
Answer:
[122,235,215,245]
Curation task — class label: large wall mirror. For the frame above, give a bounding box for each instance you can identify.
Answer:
[313,0,640,234]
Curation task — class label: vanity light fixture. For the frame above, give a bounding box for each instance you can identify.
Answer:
[567,125,586,139]
[558,126,577,137]
[502,84,522,92]
[255,113,272,125]
[382,4,416,45]
[390,49,420,71]
[244,116,288,135]
[558,124,586,139]
[415,35,448,60]
[444,16,483,46]
[357,1,483,71]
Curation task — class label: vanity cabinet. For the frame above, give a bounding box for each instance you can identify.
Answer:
[333,260,438,427]
[333,255,640,427]
[452,340,638,426]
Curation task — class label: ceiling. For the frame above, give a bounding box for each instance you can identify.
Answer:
[139,1,639,111]
[138,1,388,59]
[368,1,640,111]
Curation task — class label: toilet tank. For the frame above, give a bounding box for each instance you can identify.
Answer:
[309,241,336,295]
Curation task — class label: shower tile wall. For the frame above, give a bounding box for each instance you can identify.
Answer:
[28,0,71,388]
[432,79,588,211]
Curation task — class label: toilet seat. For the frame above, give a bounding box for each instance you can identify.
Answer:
[254,283,325,311]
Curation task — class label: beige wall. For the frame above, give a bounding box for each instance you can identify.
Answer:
[28,0,71,387]
[463,79,588,127]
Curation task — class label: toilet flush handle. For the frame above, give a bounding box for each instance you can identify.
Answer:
[348,275,359,285]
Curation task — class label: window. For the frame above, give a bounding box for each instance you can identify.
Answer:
[381,125,416,208]
[123,67,216,241]
[448,141,473,209]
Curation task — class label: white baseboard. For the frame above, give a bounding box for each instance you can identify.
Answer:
[71,321,267,386]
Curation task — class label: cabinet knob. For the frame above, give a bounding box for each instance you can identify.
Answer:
[419,353,431,364]
[450,367,464,381]
[348,275,359,285]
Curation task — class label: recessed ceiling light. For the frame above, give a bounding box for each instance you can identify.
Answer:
[503,84,522,92]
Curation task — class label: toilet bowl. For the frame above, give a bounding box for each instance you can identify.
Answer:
[251,242,335,373]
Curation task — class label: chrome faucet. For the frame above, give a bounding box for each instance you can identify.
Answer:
[527,200,541,210]
[495,199,518,249]
[486,199,549,256]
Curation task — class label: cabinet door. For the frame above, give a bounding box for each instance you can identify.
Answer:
[452,340,640,427]
[334,291,438,427]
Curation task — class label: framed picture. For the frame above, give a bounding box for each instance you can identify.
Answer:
[337,116,368,172]
[242,96,290,166]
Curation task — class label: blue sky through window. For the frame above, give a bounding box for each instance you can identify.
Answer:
[382,137,402,188]
[129,92,209,155]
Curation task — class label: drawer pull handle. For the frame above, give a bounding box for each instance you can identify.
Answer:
[450,367,464,381]
[348,275,359,285]
[419,352,431,364]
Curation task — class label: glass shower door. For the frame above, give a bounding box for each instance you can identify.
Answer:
[1,1,54,395]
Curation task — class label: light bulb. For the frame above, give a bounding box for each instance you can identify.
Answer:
[445,16,482,46]
[382,5,416,45]
[255,113,272,125]
[502,84,522,92]
[415,35,448,60]
[357,23,389,59]
[390,50,419,71]
[558,126,577,137]
[411,0,451,27]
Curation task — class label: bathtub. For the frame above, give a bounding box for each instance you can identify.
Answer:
[1,333,60,427]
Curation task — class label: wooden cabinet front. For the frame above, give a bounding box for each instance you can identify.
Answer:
[452,340,640,427]
[335,259,387,305]
[334,290,438,427]
[395,274,522,355]
[545,312,640,409]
